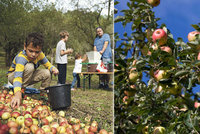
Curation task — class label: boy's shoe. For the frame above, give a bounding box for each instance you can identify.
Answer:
[103,84,109,89]
[71,88,76,91]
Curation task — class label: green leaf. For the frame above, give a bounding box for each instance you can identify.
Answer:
[191,24,200,31]
[174,70,189,78]
[114,1,119,5]
[114,16,125,23]
[192,60,200,66]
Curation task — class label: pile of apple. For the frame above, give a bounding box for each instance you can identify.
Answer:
[0,89,112,134]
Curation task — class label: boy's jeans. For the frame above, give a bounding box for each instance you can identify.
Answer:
[71,73,80,88]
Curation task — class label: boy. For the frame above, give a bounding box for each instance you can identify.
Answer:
[71,53,87,90]
[55,31,73,84]
[8,32,59,108]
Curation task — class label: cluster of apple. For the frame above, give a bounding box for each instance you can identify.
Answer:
[127,27,200,96]
[0,89,112,134]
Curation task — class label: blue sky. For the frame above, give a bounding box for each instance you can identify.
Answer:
[115,0,200,42]
[115,0,200,96]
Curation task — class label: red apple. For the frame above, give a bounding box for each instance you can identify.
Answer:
[194,101,200,108]
[9,127,18,134]
[11,111,21,118]
[147,0,160,7]
[66,128,74,134]
[60,121,68,127]
[24,118,33,127]
[154,70,167,81]
[42,105,49,110]
[0,103,4,110]
[0,110,5,117]
[89,126,97,133]
[30,124,39,133]
[7,121,18,128]
[51,127,57,134]
[35,128,45,134]
[99,129,108,134]
[77,129,85,134]
[59,117,68,124]
[73,124,81,132]
[40,109,49,118]
[42,125,51,133]
[123,96,129,105]
[20,126,31,134]
[35,105,43,111]
[198,52,200,60]
[2,90,8,94]
[0,124,9,132]
[41,118,49,125]
[160,46,172,54]
[124,90,135,97]
[188,31,200,42]
[152,29,167,46]
[32,109,39,118]
[22,111,31,116]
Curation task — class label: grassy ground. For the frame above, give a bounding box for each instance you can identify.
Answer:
[0,50,114,132]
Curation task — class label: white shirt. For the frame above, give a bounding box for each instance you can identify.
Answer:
[73,59,83,73]
[55,40,67,64]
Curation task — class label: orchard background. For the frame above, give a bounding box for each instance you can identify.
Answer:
[114,0,200,133]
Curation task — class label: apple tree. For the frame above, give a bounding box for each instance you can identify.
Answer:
[114,0,200,133]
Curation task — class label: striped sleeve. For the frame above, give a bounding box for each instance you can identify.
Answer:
[13,56,27,93]
[38,52,55,71]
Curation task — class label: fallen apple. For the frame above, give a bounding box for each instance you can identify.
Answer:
[9,127,18,134]
[1,111,11,120]
[58,110,65,117]
[7,120,18,128]
[24,117,33,127]
[30,124,39,134]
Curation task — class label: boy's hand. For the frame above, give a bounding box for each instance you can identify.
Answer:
[11,91,22,108]
[66,48,73,54]
[52,68,59,75]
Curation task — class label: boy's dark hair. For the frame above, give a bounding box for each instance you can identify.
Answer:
[75,53,81,59]
[25,32,44,48]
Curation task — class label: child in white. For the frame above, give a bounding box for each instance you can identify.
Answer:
[71,54,87,90]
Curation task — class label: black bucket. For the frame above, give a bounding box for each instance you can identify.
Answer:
[45,84,71,110]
